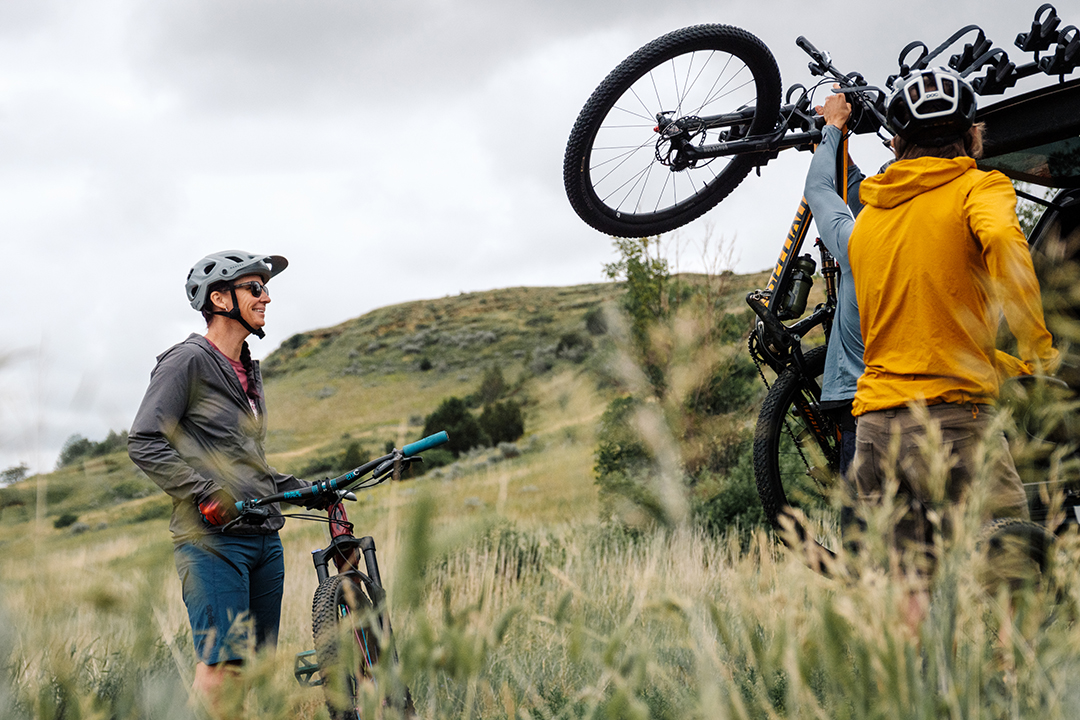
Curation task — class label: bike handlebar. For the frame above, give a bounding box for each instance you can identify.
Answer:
[795,36,829,68]
[794,34,888,137]
[231,431,451,514]
[403,431,449,457]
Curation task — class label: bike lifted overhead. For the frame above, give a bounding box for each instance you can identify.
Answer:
[563,4,1079,240]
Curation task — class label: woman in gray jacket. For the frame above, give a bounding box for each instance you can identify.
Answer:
[129,250,324,707]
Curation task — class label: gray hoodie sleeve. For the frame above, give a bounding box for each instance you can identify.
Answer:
[804,125,864,267]
[128,347,219,504]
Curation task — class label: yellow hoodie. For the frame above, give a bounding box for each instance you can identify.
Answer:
[848,156,1058,416]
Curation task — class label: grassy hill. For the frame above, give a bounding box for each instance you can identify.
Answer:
[0,272,776,537]
[258,282,623,480]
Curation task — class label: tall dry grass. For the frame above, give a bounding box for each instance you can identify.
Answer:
[5,460,1080,720]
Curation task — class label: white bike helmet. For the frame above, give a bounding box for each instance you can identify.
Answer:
[886,67,977,147]
[185,250,287,338]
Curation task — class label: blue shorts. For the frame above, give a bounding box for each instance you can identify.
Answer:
[174,533,285,665]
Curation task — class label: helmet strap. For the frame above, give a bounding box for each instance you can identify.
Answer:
[210,287,266,339]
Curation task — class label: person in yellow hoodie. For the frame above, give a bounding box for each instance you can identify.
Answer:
[844,67,1058,625]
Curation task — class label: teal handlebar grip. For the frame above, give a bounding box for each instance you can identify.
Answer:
[403,431,449,456]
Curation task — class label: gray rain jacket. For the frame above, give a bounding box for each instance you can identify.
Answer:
[128,333,310,543]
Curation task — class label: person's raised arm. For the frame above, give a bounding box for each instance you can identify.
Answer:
[804,90,858,265]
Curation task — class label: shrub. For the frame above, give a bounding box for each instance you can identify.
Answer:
[422,397,488,456]
[53,513,79,529]
[479,401,525,446]
[56,430,129,469]
[556,332,593,363]
[593,397,662,523]
[299,455,337,478]
[715,309,753,343]
[281,332,310,351]
[584,305,607,335]
[529,345,557,375]
[690,438,765,538]
[688,354,761,416]
[476,366,507,405]
[342,441,370,471]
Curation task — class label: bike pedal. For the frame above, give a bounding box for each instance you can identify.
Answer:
[294,649,323,687]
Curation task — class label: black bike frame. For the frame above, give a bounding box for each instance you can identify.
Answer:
[743,132,854,477]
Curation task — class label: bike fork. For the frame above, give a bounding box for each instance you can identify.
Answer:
[358,536,408,667]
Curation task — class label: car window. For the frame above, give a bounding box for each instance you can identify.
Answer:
[980,137,1080,188]
[978,79,1080,188]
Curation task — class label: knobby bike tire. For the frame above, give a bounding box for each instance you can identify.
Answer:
[312,573,387,720]
[564,24,782,237]
[977,517,1055,590]
[753,345,840,554]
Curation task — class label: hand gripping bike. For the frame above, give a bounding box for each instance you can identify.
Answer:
[225,430,449,720]
[564,5,1080,561]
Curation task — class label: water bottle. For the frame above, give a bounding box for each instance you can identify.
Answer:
[779,254,816,319]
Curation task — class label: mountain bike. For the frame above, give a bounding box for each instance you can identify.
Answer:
[563,5,1080,559]
[224,430,449,720]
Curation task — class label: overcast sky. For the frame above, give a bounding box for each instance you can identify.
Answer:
[0,0,1057,473]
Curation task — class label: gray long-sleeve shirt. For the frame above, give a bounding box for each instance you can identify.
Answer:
[128,333,309,543]
[803,124,866,403]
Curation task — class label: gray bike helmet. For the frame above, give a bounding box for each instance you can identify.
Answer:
[886,67,977,147]
[185,250,288,338]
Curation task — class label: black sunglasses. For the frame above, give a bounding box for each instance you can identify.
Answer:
[228,281,269,298]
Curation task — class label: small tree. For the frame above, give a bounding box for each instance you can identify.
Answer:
[341,441,369,471]
[476,365,507,405]
[57,435,93,469]
[479,401,525,446]
[604,237,670,392]
[423,397,488,456]
[0,463,29,487]
[584,306,607,335]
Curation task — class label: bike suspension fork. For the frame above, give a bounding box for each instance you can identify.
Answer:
[359,536,387,608]
[359,536,401,655]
